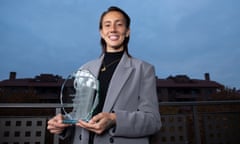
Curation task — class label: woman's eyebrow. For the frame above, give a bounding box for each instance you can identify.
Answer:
[103,19,125,23]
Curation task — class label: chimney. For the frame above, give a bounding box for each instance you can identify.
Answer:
[9,72,16,80]
[204,73,210,81]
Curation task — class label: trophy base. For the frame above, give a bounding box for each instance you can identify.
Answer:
[62,119,89,124]
[62,119,78,124]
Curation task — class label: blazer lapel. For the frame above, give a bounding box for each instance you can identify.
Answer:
[103,53,133,112]
[84,56,103,78]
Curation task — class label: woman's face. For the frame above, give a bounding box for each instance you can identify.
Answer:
[100,11,130,52]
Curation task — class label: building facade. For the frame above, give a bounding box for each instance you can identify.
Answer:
[157,73,224,101]
[0,72,224,103]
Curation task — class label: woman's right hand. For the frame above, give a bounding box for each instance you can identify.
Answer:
[47,114,71,134]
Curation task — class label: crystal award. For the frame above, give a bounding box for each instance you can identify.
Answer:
[60,69,99,124]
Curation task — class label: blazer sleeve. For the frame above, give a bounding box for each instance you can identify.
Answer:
[111,63,162,137]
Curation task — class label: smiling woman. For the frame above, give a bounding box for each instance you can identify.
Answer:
[47,6,161,144]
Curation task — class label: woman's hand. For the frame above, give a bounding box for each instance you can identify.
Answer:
[47,114,71,134]
[76,112,116,134]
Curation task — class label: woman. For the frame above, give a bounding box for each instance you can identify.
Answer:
[47,6,161,144]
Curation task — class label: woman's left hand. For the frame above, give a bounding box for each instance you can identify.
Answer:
[76,112,116,134]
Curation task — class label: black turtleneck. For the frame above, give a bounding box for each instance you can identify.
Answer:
[89,51,124,144]
[94,51,124,115]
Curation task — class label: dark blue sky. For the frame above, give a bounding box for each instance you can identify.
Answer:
[0,0,240,88]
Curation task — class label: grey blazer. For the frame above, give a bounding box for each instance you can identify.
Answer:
[63,52,161,144]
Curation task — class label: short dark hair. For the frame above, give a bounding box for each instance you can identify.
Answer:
[99,6,131,57]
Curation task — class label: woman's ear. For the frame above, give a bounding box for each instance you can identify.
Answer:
[126,29,130,37]
[100,29,104,38]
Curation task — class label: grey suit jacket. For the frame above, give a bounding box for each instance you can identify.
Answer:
[63,52,161,144]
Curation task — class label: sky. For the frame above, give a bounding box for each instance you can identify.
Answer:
[0,0,239,89]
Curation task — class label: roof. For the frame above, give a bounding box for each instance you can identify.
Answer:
[0,74,64,87]
[0,73,224,89]
[157,75,223,88]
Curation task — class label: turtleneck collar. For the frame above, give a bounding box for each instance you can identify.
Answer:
[103,51,124,62]
[104,51,124,57]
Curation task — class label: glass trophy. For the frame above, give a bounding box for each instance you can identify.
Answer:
[60,69,99,124]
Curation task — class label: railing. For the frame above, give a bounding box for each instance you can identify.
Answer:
[156,100,240,144]
[0,100,240,144]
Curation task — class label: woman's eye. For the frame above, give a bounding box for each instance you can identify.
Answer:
[117,23,123,26]
[104,24,110,27]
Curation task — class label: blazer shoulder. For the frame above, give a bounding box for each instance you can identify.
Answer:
[130,57,155,69]
[79,58,100,69]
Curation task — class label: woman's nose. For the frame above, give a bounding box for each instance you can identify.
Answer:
[110,24,117,32]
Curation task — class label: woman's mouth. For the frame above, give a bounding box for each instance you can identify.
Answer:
[109,35,119,41]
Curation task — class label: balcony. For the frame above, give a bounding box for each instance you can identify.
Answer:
[0,100,240,144]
